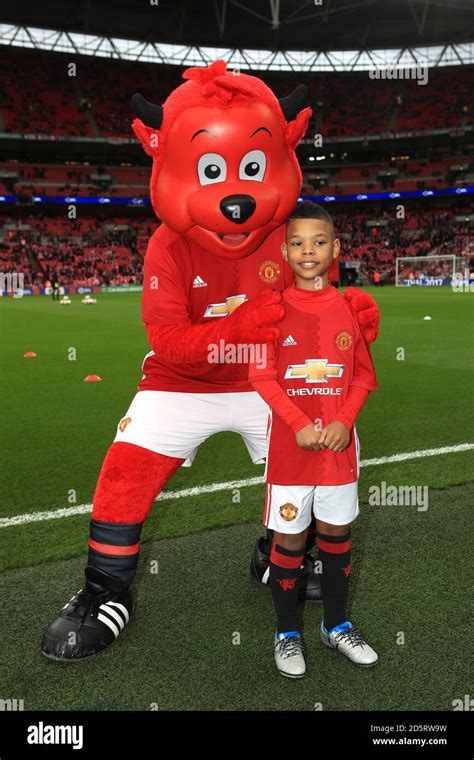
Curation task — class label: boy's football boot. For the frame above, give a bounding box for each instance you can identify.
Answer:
[41,566,133,662]
[250,537,322,601]
[320,620,378,667]
[274,631,307,678]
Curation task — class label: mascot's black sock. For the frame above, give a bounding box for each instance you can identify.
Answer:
[263,528,274,555]
[87,519,144,587]
[306,519,317,554]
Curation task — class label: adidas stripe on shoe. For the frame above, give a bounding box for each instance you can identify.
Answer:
[41,566,134,662]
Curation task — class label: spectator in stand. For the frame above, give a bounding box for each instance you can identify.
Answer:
[0,206,471,289]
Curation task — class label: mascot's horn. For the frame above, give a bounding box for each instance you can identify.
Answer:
[131,82,308,128]
[131,93,163,129]
[278,84,309,120]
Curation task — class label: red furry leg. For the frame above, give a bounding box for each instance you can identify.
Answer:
[87,443,184,585]
[92,442,184,523]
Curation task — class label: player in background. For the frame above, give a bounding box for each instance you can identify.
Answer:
[52,273,60,300]
[249,201,379,678]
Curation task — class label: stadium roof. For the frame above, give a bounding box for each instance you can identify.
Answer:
[0,0,473,69]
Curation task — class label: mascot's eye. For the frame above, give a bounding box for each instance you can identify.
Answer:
[239,150,266,182]
[197,153,227,185]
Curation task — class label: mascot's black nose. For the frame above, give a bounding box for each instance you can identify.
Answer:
[220,195,256,223]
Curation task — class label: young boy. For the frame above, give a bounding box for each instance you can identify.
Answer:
[249,201,378,678]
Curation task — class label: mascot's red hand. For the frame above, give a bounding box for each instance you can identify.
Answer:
[343,287,380,344]
[223,291,284,344]
[145,291,284,365]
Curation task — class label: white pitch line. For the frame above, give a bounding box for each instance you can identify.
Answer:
[1,443,473,529]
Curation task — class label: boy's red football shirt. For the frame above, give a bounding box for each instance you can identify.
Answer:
[249,283,377,486]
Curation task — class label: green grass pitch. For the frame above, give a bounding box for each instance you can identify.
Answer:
[0,287,472,710]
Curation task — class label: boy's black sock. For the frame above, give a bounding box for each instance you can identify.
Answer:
[269,542,305,633]
[316,530,351,632]
[266,523,315,557]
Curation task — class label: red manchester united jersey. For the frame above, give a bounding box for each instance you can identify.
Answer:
[249,283,377,486]
[140,223,293,393]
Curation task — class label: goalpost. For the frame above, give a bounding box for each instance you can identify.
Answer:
[395,255,456,287]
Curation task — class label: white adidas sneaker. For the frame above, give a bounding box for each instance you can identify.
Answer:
[274,631,307,678]
[320,621,378,667]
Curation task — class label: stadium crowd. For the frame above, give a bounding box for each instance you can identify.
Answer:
[1,48,472,140]
[0,216,151,287]
[0,207,471,288]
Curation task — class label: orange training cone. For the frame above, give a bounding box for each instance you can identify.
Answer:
[84,374,102,382]
[23,351,37,358]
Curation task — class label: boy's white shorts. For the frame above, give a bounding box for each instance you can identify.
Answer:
[113,389,270,467]
[263,481,359,532]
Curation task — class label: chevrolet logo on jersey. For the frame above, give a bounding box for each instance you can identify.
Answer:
[204,294,247,317]
[284,359,344,383]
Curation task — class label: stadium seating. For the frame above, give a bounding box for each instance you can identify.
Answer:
[1,208,471,287]
[0,48,472,290]
[0,215,150,287]
[2,153,472,202]
[0,48,472,139]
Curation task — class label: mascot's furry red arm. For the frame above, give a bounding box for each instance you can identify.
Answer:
[131,60,379,364]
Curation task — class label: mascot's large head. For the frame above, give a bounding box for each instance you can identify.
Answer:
[131,60,311,259]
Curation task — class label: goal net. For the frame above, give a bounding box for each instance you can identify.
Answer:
[395,255,456,287]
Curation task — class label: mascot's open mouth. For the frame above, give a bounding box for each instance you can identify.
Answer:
[216,232,250,247]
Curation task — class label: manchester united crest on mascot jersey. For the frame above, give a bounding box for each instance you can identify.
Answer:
[259,260,281,284]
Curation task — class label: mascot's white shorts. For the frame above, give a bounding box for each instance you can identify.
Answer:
[113,390,269,468]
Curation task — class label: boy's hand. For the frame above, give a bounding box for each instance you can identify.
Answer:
[318,421,350,452]
[295,424,321,451]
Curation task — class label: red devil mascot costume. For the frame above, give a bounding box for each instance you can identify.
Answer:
[41,61,379,661]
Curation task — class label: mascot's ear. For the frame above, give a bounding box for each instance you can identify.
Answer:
[131,118,160,157]
[131,93,163,157]
[285,106,312,149]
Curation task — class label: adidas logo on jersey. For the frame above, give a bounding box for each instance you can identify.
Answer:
[283,335,298,346]
[192,275,207,288]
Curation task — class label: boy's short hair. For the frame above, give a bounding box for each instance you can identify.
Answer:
[286,200,334,234]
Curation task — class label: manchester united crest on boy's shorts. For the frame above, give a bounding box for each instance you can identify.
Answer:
[279,503,299,521]
[335,331,353,351]
[259,260,281,284]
